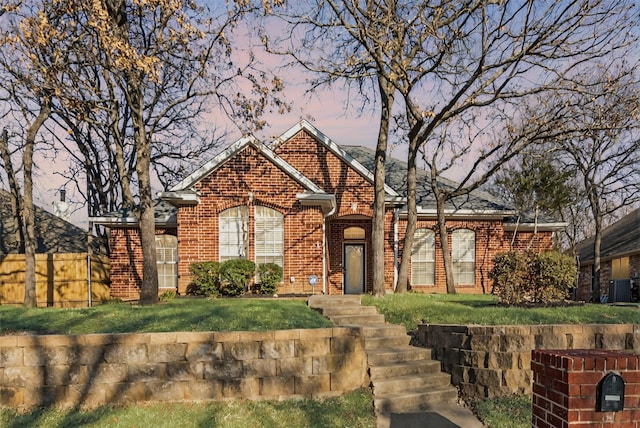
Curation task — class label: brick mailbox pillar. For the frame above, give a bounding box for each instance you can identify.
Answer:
[531,349,640,428]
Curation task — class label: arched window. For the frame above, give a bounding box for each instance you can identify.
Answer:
[219,206,248,261]
[411,229,435,285]
[255,206,284,269]
[452,229,475,285]
[344,226,365,240]
[155,234,178,289]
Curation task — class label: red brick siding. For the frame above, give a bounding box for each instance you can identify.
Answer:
[532,349,640,428]
[276,130,396,294]
[107,128,557,298]
[108,227,176,300]
[175,145,324,295]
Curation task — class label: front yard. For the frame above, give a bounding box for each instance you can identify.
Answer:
[1,293,637,427]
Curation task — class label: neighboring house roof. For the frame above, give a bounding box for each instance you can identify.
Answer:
[577,208,640,264]
[0,189,95,254]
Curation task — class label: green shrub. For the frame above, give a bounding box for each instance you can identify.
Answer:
[257,263,283,295]
[532,251,577,302]
[159,290,177,302]
[219,259,256,296]
[489,250,576,305]
[489,251,529,305]
[187,261,221,297]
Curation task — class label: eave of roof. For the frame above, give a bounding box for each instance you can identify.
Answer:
[503,222,569,231]
[296,192,336,216]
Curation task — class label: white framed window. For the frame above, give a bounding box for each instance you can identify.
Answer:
[219,206,248,262]
[254,206,284,269]
[452,229,475,285]
[155,234,178,289]
[411,229,435,286]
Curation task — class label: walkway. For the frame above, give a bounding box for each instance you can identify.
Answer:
[308,295,484,428]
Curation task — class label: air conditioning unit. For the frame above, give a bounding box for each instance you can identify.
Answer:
[609,279,631,303]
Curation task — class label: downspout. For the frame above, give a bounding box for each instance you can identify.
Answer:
[323,202,336,295]
[393,208,399,291]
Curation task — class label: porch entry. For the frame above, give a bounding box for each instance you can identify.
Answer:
[343,243,365,294]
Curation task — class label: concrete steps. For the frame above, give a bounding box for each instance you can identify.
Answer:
[307,295,462,421]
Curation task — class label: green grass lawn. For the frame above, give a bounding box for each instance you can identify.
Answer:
[2,293,637,427]
[362,293,639,331]
[1,388,375,428]
[0,298,333,335]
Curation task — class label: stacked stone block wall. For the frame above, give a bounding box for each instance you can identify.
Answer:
[0,327,367,410]
[417,324,640,400]
[532,349,640,428]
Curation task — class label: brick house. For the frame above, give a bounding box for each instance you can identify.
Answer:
[91,120,564,300]
[576,208,640,302]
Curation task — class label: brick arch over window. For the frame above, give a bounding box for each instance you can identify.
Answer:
[452,228,475,285]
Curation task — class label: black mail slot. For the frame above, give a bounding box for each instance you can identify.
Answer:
[596,372,625,412]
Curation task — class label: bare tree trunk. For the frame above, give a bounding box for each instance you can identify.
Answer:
[435,192,456,294]
[23,101,51,307]
[592,214,603,303]
[371,78,394,296]
[396,131,419,292]
[0,129,25,253]
[130,86,158,305]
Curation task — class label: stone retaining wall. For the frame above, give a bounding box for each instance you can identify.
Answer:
[0,327,367,409]
[417,324,640,400]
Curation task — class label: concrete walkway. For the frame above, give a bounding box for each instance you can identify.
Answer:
[308,295,484,428]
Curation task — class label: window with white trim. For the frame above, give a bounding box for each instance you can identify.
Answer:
[155,234,178,289]
[452,229,475,285]
[219,206,248,261]
[254,206,284,269]
[411,229,435,285]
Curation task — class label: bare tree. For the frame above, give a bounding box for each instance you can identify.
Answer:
[0,2,63,306]
[263,0,637,294]
[385,1,637,293]
[2,0,286,305]
[553,65,640,302]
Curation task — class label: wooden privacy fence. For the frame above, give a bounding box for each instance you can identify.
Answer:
[0,253,110,307]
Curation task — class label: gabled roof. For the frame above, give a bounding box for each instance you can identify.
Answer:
[168,135,324,194]
[577,208,640,263]
[272,120,399,197]
[0,189,101,254]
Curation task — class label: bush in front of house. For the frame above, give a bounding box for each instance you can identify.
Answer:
[531,250,577,303]
[187,261,222,297]
[489,250,576,305]
[257,263,283,295]
[219,259,256,296]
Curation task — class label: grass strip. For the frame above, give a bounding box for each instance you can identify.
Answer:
[1,388,375,428]
[362,293,639,331]
[473,395,532,428]
[0,298,333,335]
